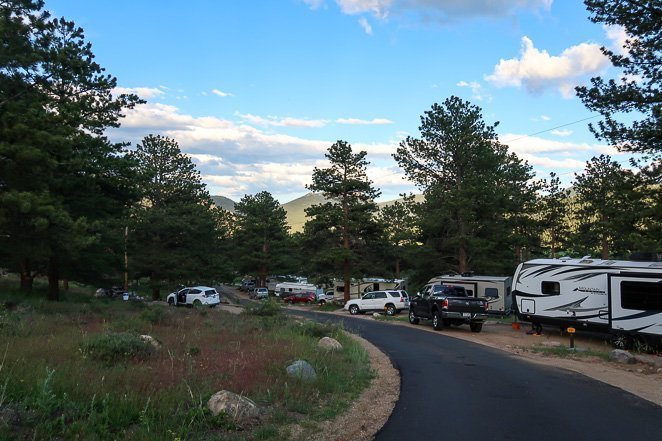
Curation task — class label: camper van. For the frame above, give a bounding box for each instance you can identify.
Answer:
[513,257,662,347]
[428,274,513,315]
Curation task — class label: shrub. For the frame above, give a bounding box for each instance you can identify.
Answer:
[80,332,153,364]
[297,321,341,339]
[243,299,282,317]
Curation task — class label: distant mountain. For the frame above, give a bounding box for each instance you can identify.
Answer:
[211,195,236,212]
[281,193,327,233]
[212,193,424,232]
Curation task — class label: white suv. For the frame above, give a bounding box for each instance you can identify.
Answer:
[167,286,221,307]
[344,290,409,316]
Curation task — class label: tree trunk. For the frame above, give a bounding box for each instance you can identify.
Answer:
[343,258,350,304]
[47,256,59,301]
[151,286,160,301]
[19,258,33,292]
[395,258,401,279]
[458,245,468,274]
[601,236,609,259]
[63,279,69,291]
[515,246,521,265]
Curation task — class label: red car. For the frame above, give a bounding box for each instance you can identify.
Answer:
[282,292,316,304]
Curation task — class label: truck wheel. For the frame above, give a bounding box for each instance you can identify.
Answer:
[432,311,444,331]
[409,310,419,325]
[385,304,396,316]
[349,304,359,315]
[470,323,483,333]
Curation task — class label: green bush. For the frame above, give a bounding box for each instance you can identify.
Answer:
[79,332,153,364]
[297,321,341,339]
[244,299,282,317]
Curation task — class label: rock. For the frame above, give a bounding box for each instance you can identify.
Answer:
[207,390,260,421]
[610,349,636,364]
[318,337,342,351]
[140,335,160,349]
[286,359,317,381]
[373,313,380,317]
[0,406,20,425]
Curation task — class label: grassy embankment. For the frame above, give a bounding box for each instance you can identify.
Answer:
[0,277,373,440]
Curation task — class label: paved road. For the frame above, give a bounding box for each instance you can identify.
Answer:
[291,310,662,441]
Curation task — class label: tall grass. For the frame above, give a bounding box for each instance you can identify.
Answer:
[0,279,373,440]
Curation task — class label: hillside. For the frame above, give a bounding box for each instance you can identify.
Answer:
[212,193,424,232]
[211,195,236,212]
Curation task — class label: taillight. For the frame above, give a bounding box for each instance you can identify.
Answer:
[442,299,449,309]
[484,301,489,311]
[400,297,404,303]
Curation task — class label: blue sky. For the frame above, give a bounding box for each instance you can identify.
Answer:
[47,0,633,203]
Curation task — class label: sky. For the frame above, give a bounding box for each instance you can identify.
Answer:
[46,0,634,203]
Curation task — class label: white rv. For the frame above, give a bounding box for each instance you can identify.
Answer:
[513,257,662,347]
[428,274,513,315]
[274,282,322,298]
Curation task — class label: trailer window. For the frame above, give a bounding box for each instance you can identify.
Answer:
[620,281,662,311]
[485,288,499,298]
[541,281,560,296]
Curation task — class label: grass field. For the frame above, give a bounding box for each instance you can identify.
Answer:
[0,279,373,440]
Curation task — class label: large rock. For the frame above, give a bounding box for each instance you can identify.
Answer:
[286,359,317,381]
[207,390,260,421]
[318,337,342,351]
[140,335,160,349]
[610,349,636,364]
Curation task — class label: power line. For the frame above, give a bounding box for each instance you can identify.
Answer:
[502,115,600,144]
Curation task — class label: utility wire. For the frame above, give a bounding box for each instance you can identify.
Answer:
[501,114,600,144]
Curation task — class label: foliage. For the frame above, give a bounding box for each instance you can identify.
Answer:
[0,0,142,299]
[538,173,572,257]
[79,332,153,364]
[233,191,293,286]
[378,198,419,278]
[570,154,644,258]
[243,298,283,316]
[128,135,222,300]
[304,140,383,301]
[576,0,661,159]
[393,97,538,277]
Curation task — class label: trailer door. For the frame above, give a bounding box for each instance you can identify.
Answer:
[608,273,662,338]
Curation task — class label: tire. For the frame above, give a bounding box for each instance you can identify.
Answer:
[319,300,326,305]
[470,323,483,333]
[385,304,396,316]
[409,310,419,325]
[193,299,202,307]
[287,300,293,305]
[432,311,444,331]
[612,333,633,350]
[168,298,175,306]
[349,304,359,315]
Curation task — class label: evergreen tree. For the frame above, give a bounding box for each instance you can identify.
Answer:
[570,155,643,259]
[304,140,382,302]
[129,135,219,300]
[377,199,418,279]
[539,173,571,258]
[576,0,661,159]
[394,97,537,276]
[0,0,141,299]
[233,191,291,287]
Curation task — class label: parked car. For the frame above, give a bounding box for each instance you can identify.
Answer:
[253,287,269,299]
[283,292,316,304]
[317,290,335,305]
[166,286,221,308]
[344,290,409,316]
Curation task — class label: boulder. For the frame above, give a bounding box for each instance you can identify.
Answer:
[286,359,317,381]
[318,337,342,351]
[610,349,636,364]
[140,335,160,349]
[207,390,260,421]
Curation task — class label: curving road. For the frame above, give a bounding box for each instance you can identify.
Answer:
[291,310,662,441]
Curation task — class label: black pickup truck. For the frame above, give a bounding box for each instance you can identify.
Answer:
[409,283,489,332]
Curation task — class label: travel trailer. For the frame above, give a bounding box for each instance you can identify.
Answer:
[274,282,322,298]
[513,257,662,347]
[331,278,405,301]
[428,274,513,315]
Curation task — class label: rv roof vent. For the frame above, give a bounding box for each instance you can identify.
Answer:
[649,262,662,268]
[461,272,475,277]
[579,259,594,264]
[604,260,616,265]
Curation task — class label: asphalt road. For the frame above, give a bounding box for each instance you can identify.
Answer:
[291,310,662,441]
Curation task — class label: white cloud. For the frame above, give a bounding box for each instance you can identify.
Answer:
[485,36,610,97]
[336,117,393,125]
[359,16,373,34]
[212,88,234,97]
[541,115,551,121]
[604,24,629,57]
[303,0,325,9]
[328,0,550,22]
[550,129,573,137]
[237,113,328,128]
[456,80,490,101]
[113,86,166,100]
